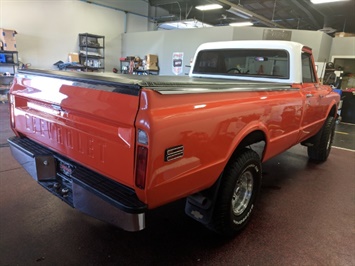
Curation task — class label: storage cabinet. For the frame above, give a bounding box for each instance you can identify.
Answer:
[0,51,18,102]
[79,33,105,72]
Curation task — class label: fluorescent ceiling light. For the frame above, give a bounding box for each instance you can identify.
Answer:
[227,7,253,18]
[229,22,254,27]
[159,19,212,30]
[195,4,223,11]
[311,0,349,4]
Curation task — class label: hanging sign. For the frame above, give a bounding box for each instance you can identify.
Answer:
[172,52,184,75]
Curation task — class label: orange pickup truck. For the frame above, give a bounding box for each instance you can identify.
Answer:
[8,41,340,236]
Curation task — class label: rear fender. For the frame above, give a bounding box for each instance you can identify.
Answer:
[327,101,339,119]
[227,121,268,162]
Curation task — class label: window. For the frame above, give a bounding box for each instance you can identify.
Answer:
[301,52,316,83]
[193,49,289,79]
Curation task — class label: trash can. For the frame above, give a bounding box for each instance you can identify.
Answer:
[341,90,355,124]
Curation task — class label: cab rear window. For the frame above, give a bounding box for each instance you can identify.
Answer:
[193,49,289,79]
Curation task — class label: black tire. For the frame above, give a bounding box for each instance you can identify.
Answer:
[208,148,262,236]
[308,116,336,162]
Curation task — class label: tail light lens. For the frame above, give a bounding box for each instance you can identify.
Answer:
[135,146,148,189]
[10,104,15,128]
[9,94,15,128]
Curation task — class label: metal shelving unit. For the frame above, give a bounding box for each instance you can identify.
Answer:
[0,51,18,101]
[78,33,105,72]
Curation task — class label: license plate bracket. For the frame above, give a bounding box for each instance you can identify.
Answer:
[58,160,75,177]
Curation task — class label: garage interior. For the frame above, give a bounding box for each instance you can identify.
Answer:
[1,0,355,265]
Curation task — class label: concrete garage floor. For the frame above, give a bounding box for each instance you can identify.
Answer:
[0,102,354,266]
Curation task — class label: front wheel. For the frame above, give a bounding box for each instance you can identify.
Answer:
[208,149,262,236]
[308,116,336,162]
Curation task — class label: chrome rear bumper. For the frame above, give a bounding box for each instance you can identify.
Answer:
[8,136,146,232]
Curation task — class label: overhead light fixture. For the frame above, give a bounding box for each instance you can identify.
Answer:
[229,22,254,27]
[227,6,253,19]
[311,0,349,4]
[195,4,223,11]
[159,19,213,30]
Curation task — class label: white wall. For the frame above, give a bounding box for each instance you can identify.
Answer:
[330,37,355,58]
[0,0,150,71]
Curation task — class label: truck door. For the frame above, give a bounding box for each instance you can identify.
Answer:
[299,51,327,138]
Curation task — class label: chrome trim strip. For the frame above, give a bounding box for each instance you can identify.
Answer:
[152,85,296,95]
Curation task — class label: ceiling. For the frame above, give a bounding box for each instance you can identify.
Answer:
[83,0,355,35]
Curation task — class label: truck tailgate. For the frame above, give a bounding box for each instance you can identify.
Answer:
[9,71,140,189]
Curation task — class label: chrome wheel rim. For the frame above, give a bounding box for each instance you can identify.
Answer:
[327,130,334,151]
[231,171,254,216]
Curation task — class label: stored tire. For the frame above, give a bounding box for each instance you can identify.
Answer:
[208,148,262,236]
[308,116,336,162]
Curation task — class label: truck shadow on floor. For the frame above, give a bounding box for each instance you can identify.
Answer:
[57,146,328,265]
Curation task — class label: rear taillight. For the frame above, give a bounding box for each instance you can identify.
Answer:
[9,94,15,128]
[135,146,148,189]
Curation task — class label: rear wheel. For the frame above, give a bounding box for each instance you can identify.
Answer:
[308,116,336,162]
[208,149,262,236]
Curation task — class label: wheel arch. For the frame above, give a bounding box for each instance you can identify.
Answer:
[327,102,338,118]
[229,126,268,163]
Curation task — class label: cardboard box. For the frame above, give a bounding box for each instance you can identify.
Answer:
[145,62,157,67]
[145,62,159,71]
[0,28,17,51]
[146,54,158,64]
[146,66,159,71]
[335,32,355,37]
[68,53,79,63]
